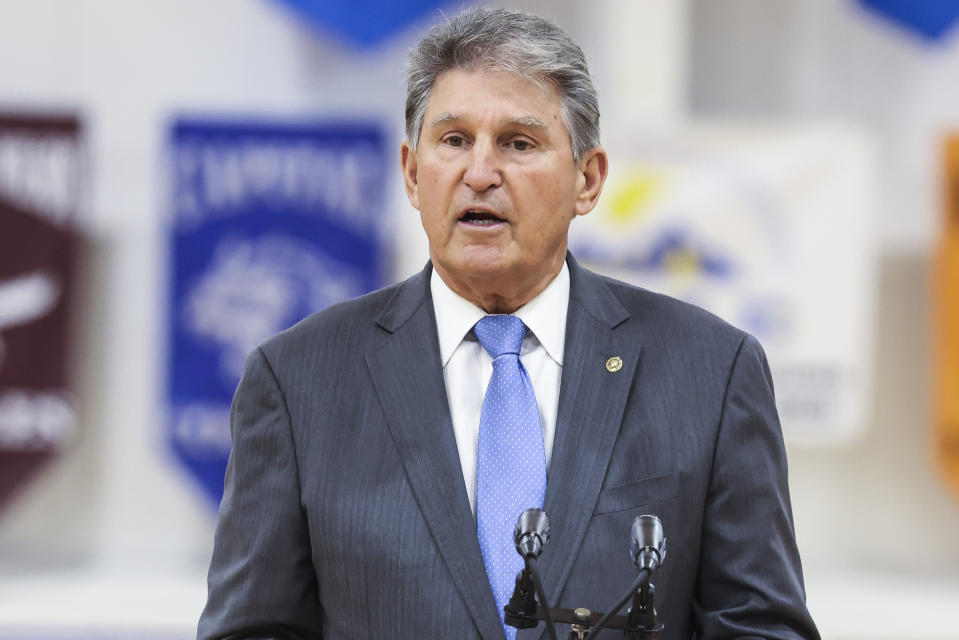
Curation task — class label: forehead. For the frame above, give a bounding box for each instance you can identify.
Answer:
[424,68,565,126]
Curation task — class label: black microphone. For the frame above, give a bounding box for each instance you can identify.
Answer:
[514,508,550,559]
[505,508,557,640]
[586,515,667,639]
[630,514,666,572]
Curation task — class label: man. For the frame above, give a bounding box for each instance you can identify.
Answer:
[199,8,819,640]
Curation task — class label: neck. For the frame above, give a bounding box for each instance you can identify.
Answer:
[433,257,565,314]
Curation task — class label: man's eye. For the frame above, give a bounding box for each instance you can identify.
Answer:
[445,135,465,147]
[511,139,532,151]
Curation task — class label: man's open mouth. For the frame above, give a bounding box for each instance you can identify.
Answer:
[459,210,506,225]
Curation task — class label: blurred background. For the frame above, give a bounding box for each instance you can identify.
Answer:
[1,0,958,638]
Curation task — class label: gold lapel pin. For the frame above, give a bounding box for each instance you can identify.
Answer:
[605,356,623,373]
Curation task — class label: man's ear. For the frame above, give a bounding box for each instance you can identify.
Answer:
[573,146,609,217]
[401,140,420,210]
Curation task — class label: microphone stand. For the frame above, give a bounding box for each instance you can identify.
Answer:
[626,581,660,636]
[584,568,662,639]
[504,511,665,639]
[505,567,663,639]
[504,556,558,640]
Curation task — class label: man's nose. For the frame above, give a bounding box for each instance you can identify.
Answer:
[462,140,502,192]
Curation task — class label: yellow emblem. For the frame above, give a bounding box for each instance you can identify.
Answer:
[605,356,623,373]
[605,169,665,225]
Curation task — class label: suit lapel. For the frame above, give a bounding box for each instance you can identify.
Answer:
[365,266,504,640]
[365,258,639,639]
[534,256,641,608]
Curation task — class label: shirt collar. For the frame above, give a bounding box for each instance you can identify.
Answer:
[430,262,569,367]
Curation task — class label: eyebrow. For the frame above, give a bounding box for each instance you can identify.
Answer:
[505,116,547,129]
[429,112,460,127]
[428,113,548,129]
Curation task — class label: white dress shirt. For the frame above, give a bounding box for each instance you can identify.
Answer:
[430,263,569,514]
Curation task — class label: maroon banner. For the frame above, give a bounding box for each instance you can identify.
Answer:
[0,114,83,514]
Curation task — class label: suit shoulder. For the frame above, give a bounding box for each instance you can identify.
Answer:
[257,274,417,360]
[595,272,749,350]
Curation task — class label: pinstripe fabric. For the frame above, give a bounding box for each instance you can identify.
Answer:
[198,256,819,640]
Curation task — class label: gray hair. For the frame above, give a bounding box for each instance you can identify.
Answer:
[405,7,600,161]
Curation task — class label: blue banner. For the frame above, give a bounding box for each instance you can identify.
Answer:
[272,0,457,47]
[858,0,959,41]
[167,119,388,504]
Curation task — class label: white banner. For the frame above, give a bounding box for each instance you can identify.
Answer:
[571,126,878,444]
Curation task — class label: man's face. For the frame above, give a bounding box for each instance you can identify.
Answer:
[401,68,606,311]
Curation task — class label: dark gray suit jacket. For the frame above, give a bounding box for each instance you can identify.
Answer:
[198,255,818,639]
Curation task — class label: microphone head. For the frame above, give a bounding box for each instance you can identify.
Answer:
[513,508,551,559]
[630,514,666,572]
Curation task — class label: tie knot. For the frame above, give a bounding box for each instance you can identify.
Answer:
[474,315,527,359]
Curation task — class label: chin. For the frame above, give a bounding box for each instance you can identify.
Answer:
[470,255,530,278]
[454,260,515,282]
[444,246,517,278]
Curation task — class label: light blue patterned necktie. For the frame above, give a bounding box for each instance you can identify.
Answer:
[474,315,547,640]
